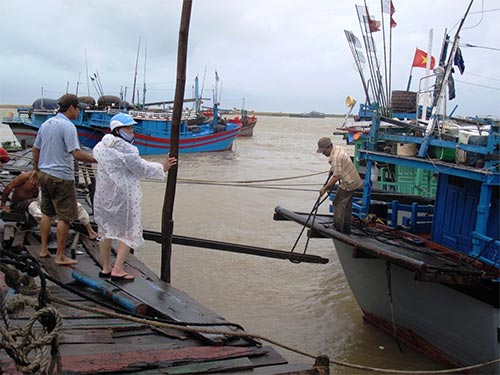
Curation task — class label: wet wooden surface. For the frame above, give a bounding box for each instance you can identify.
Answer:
[0,221,311,374]
[0,165,318,374]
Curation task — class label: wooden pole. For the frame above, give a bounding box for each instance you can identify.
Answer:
[161,0,193,283]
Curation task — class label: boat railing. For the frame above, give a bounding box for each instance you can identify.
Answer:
[129,110,199,122]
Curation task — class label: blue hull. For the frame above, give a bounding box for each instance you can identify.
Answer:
[5,109,241,155]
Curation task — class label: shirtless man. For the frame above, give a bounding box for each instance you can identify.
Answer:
[1,172,39,213]
[1,171,98,245]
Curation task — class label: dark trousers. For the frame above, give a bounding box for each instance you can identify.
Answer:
[333,187,354,233]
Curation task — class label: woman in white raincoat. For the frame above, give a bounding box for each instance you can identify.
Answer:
[93,113,176,281]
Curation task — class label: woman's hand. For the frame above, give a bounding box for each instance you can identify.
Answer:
[163,157,177,171]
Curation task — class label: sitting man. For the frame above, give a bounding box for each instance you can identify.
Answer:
[1,171,97,239]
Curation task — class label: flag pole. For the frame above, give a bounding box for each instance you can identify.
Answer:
[406,65,413,91]
[420,28,433,121]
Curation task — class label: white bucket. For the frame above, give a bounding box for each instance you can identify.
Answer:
[397,143,416,156]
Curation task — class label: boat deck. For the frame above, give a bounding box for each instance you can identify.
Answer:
[274,207,499,294]
[0,167,319,374]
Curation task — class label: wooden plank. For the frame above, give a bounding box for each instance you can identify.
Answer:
[0,346,267,374]
[59,329,114,344]
[244,363,317,375]
[80,235,159,281]
[163,357,254,374]
[25,235,76,285]
[106,275,237,344]
[249,346,288,368]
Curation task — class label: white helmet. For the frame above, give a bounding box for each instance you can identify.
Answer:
[109,113,137,132]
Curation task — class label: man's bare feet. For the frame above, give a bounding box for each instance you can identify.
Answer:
[55,256,78,265]
[39,251,51,258]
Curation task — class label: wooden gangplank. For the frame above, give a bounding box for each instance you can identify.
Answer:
[22,230,246,346]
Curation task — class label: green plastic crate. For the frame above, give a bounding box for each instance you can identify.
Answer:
[395,166,437,198]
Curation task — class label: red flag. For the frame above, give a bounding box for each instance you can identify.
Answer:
[382,1,397,28]
[366,7,381,32]
[412,48,435,69]
[369,18,381,32]
[390,1,397,28]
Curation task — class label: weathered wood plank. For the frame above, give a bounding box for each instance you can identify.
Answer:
[59,329,114,344]
[1,346,268,374]
[25,237,75,285]
[162,357,254,374]
[249,346,288,368]
[80,235,159,281]
[107,275,237,345]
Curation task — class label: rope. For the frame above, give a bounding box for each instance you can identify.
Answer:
[49,295,500,374]
[289,172,334,262]
[77,164,328,185]
[176,170,329,184]
[0,251,62,374]
[0,294,62,375]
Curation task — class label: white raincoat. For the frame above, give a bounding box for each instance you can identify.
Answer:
[93,134,165,248]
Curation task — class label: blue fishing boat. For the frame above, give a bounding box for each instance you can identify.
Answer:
[275,1,500,373]
[2,98,241,155]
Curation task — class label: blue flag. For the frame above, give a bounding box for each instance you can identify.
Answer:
[454,48,465,74]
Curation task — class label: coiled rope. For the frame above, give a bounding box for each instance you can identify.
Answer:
[0,294,62,375]
[0,250,63,374]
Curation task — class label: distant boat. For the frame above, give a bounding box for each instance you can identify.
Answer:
[2,97,241,155]
[226,110,258,137]
[289,111,325,118]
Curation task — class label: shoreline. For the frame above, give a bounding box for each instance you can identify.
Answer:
[0,104,344,118]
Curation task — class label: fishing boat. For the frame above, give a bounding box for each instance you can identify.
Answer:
[2,98,241,155]
[226,109,258,137]
[275,1,500,373]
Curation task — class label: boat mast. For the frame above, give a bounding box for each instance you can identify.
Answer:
[85,49,90,97]
[418,0,474,157]
[131,36,141,106]
[142,46,148,110]
[161,0,193,282]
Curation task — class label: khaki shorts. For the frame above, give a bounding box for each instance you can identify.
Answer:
[39,172,78,222]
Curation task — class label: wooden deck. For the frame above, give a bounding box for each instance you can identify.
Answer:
[0,221,321,374]
[0,165,321,374]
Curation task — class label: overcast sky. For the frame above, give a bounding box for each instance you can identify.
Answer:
[0,0,498,118]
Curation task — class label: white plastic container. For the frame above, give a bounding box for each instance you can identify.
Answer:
[397,143,416,156]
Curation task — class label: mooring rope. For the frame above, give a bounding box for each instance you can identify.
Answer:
[0,251,63,374]
[0,294,62,375]
[49,295,500,374]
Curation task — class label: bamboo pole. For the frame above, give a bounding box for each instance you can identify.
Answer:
[161,0,193,282]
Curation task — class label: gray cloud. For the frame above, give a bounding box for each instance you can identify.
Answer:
[0,0,498,118]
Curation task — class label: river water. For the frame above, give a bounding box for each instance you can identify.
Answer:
[0,109,441,373]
